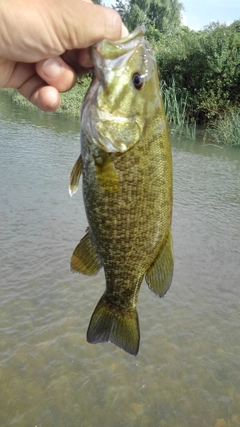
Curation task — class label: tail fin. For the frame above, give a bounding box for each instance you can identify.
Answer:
[87,295,140,356]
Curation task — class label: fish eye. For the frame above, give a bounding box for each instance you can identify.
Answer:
[132,73,144,90]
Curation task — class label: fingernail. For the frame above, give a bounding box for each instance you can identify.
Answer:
[121,24,129,38]
[42,58,62,78]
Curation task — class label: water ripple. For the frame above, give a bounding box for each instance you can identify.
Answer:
[0,95,240,426]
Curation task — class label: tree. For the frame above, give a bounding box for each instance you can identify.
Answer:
[113,0,183,35]
[155,20,240,121]
[113,0,145,30]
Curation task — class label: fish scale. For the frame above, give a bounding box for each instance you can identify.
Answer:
[69,27,173,355]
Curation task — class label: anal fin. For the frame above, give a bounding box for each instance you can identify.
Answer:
[71,231,102,276]
[145,230,174,297]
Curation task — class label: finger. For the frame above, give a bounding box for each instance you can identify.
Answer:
[35,57,77,92]
[60,2,127,50]
[33,86,61,111]
[5,62,60,111]
[75,23,129,69]
[77,48,94,69]
[121,24,129,38]
[21,82,61,112]
[5,62,36,89]
[18,74,61,111]
[61,50,93,74]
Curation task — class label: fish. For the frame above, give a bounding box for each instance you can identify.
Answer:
[69,26,173,356]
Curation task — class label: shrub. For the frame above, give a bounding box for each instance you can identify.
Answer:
[155,21,240,123]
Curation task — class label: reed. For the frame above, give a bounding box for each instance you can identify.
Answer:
[207,110,240,147]
[161,78,196,140]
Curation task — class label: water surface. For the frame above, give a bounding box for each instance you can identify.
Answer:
[0,92,240,427]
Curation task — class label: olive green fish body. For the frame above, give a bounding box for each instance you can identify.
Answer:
[70,27,173,355]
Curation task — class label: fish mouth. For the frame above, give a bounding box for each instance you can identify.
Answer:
[118,25,145,43]
[92,26,148,65]
[94,26,146,51]
[81,26,149,153]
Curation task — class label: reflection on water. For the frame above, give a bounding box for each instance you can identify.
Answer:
[0,92,240,427]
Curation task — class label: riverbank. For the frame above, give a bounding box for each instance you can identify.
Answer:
[3,77,240,148]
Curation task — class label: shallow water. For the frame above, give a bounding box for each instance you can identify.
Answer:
[0,92,240,427]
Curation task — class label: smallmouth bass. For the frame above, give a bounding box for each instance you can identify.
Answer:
[69,27,173,356]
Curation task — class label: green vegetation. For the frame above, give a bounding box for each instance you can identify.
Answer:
[161,78,196,140]
[113,1,240,145]
[113,0,182,35]
[58,77,91,116]
[7,0,240,146]
[206,110,240,147]
[154,21,240,125]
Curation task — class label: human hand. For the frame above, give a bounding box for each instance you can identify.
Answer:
[0,0,128,111]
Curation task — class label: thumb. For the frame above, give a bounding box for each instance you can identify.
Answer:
[58,1,128,51]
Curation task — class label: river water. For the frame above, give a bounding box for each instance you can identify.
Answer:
[0,91,240,427]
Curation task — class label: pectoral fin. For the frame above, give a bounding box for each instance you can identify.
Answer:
[94,152,119,193]
[70,231,102,275]
[69,155,83,196]
[145,231,174,297]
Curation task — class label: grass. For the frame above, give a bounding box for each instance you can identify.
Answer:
[206,110,240,147]
[161,78,196,141]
